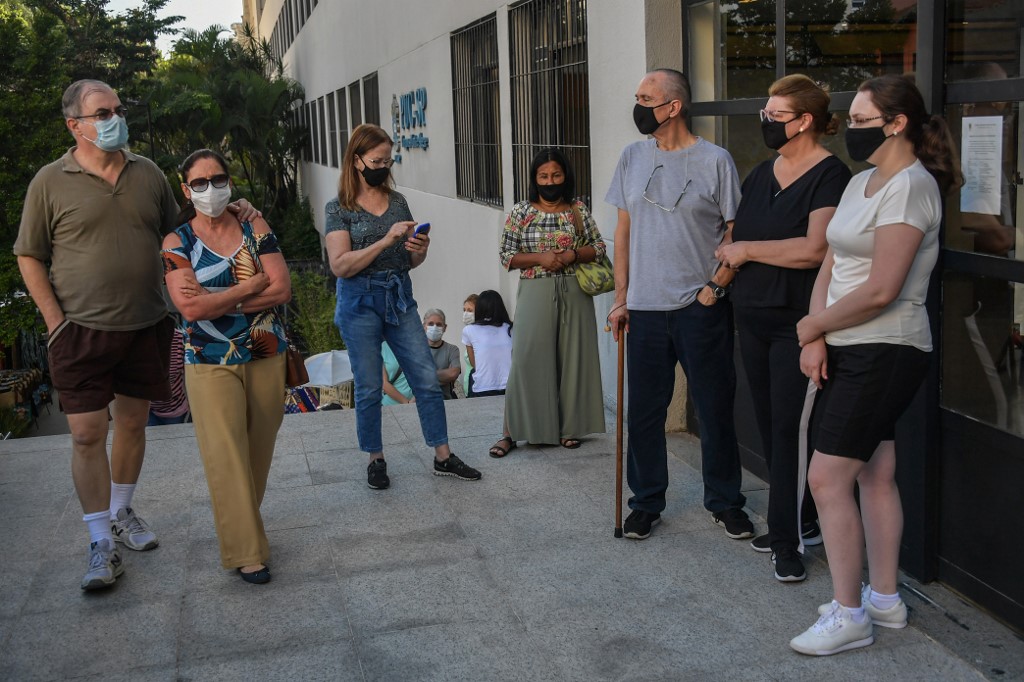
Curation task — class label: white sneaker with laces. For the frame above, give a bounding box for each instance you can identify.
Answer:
[817,584,908,628]
[80,539,124,591]
[112,507,159,551]
[790,601,874,656]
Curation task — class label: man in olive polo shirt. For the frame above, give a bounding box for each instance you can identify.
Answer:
[15,79,256,591]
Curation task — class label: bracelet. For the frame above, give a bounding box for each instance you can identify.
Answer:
[235,302,243,313]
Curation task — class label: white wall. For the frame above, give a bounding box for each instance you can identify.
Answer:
[263,1,652,407]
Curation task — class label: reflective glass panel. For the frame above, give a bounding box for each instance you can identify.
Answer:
[941,271,1024,438]
[688,0,776,102]
[946,0,1023,81]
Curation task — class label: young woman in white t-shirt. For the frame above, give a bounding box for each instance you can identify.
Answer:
[789,75,961,657]
[461,290,513,398]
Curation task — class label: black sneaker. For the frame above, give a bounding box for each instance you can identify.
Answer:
[433,453,481,481]
[802,520,823,546]
[367,459,390,489]
[622,510,661,540]
[750,533,772,553]
[712,508,755,539]
[771,547,807,582]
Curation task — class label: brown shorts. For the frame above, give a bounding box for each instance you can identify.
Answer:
[48,316,174,414]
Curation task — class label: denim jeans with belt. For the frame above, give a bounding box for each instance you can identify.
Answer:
[626,302,746,514]
[335,270,448,453]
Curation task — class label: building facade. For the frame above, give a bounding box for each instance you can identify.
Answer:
[244,0,1024,632]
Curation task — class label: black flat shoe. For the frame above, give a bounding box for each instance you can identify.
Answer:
[237,565,271,584]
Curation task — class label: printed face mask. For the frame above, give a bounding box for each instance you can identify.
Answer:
[190,184,232,218]
[425,325,444,342]
[361,165,390,187]
[633,101,672,136]
[462,311,475,324]
[845,125,891,163]
[761,118,799,150]
[83,115,129,152]
[537,183,564,202]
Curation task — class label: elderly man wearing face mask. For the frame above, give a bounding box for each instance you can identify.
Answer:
[423,309,461,400]
[14,79,260,592]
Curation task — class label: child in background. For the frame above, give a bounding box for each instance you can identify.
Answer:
[461,293,478,396]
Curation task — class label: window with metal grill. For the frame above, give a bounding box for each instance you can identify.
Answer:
[451,14,503,207]
[327,91,339,167]
[363,73,380,126]
[509,0,591,205]
[335,87,348,159]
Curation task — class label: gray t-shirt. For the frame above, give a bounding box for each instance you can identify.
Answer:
[429,340,461,399]
[605,138,740,310]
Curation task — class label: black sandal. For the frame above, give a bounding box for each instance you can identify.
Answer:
[560,438,582,449]
[489,436,517,458]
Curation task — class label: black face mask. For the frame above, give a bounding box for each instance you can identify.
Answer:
[360,165,390,187]
[845,126,891,163]
[633,101,672,135]
[761,118,799,151]
[536,183,564,202]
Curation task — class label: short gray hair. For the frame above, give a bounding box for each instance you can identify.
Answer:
[62,79,113,119]
[423,308,446,324]
[650,69,691,113]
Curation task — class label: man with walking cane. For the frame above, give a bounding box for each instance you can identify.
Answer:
[605,68,754,541]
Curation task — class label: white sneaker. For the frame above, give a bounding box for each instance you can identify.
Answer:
[790,601,874,656]
[817,584,908,628]
[80,539,124,591]
[112,507,159,551]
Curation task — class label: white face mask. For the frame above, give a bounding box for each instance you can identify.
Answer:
[462,311,475,325]
[425,325,444,342]
[190,184,232,218]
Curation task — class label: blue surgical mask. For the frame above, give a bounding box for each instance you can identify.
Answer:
[83,115,129,152]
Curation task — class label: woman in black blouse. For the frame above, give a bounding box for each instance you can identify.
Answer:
[717,75,852,583]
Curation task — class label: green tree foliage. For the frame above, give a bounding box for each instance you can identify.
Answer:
[289,270,343,356]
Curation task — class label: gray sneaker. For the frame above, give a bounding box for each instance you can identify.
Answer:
[80,539,124,591]
[112,507,159,551]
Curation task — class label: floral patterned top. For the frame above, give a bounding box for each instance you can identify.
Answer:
[162,222,288,366]
[499,200,607,279]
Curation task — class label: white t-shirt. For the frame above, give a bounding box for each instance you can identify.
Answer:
[461,323,513,392]
[825,160,942,351]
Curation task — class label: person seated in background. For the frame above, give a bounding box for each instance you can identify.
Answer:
[461,293,478,396]
[381,341,414,405]
[461,290,513,398]
[423,309,461,399]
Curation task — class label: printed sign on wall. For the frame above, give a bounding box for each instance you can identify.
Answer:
[391,87,429,164]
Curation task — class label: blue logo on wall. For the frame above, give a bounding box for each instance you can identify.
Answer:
[391,87,428,164]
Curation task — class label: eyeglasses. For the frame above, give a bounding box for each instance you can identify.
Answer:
[187,174,230,192]
[759,109,801,123]
[359,155,395,169]
[74,105,129,121]
[642,149,691,213]
[846,115,885,128]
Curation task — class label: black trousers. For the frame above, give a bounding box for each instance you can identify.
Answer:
[735,305,817,552]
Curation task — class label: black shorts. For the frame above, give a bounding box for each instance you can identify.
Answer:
[48,316,174,414]
[811,342,930,461]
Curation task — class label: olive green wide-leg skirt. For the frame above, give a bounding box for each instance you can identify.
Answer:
[506,275,606,444]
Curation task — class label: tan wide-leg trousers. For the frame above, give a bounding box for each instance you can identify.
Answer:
[185,353,285,568]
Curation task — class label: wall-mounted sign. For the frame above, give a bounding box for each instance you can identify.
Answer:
[391,87,429,164]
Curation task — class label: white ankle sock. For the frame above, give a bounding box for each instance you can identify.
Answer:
[837,602,867,622]
[869,588,901,610]
[83,510,113,544]
[109,482,136,520]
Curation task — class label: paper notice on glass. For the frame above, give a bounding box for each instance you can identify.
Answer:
[960,116,1002,215]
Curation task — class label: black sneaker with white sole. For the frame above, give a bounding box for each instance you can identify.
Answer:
[802,520,823,546]
[750,533,772,553]
[433,453,481,481]
[772,547,807,582]
[622,510,661,540]
[367,459,390,489]
[712,508,755,539]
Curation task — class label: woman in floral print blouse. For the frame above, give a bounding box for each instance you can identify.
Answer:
[491,148,607,457]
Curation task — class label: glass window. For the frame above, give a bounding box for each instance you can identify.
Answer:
[452,14,503,207]
[363,73,380,126]
[327,91,338,168]
[317,96,327,165]
[509,0,591,204]
[688,0,776,102]
[335,87,348,159]
[349,82,362,129]
[946,0,1023,81]
[941,270,1024,437]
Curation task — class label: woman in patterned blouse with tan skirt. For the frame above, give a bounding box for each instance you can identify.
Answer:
[490,148,607,457]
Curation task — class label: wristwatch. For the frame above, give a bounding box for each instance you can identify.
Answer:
[706,282,728,299]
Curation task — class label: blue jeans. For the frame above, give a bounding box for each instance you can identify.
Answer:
[335,271,448,453]
[626,302,745,514]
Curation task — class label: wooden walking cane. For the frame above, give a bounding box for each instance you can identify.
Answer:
[614,324,625,538]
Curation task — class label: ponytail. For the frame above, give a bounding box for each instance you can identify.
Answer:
[916,114,962,196]
[174,201,197,227]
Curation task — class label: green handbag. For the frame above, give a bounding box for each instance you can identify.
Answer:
[570,206,615,296]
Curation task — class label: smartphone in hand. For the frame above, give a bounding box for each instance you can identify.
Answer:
[412,222,431,238]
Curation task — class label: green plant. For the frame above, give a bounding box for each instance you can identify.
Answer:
[0,404,32,439]
[288,269,343,356]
